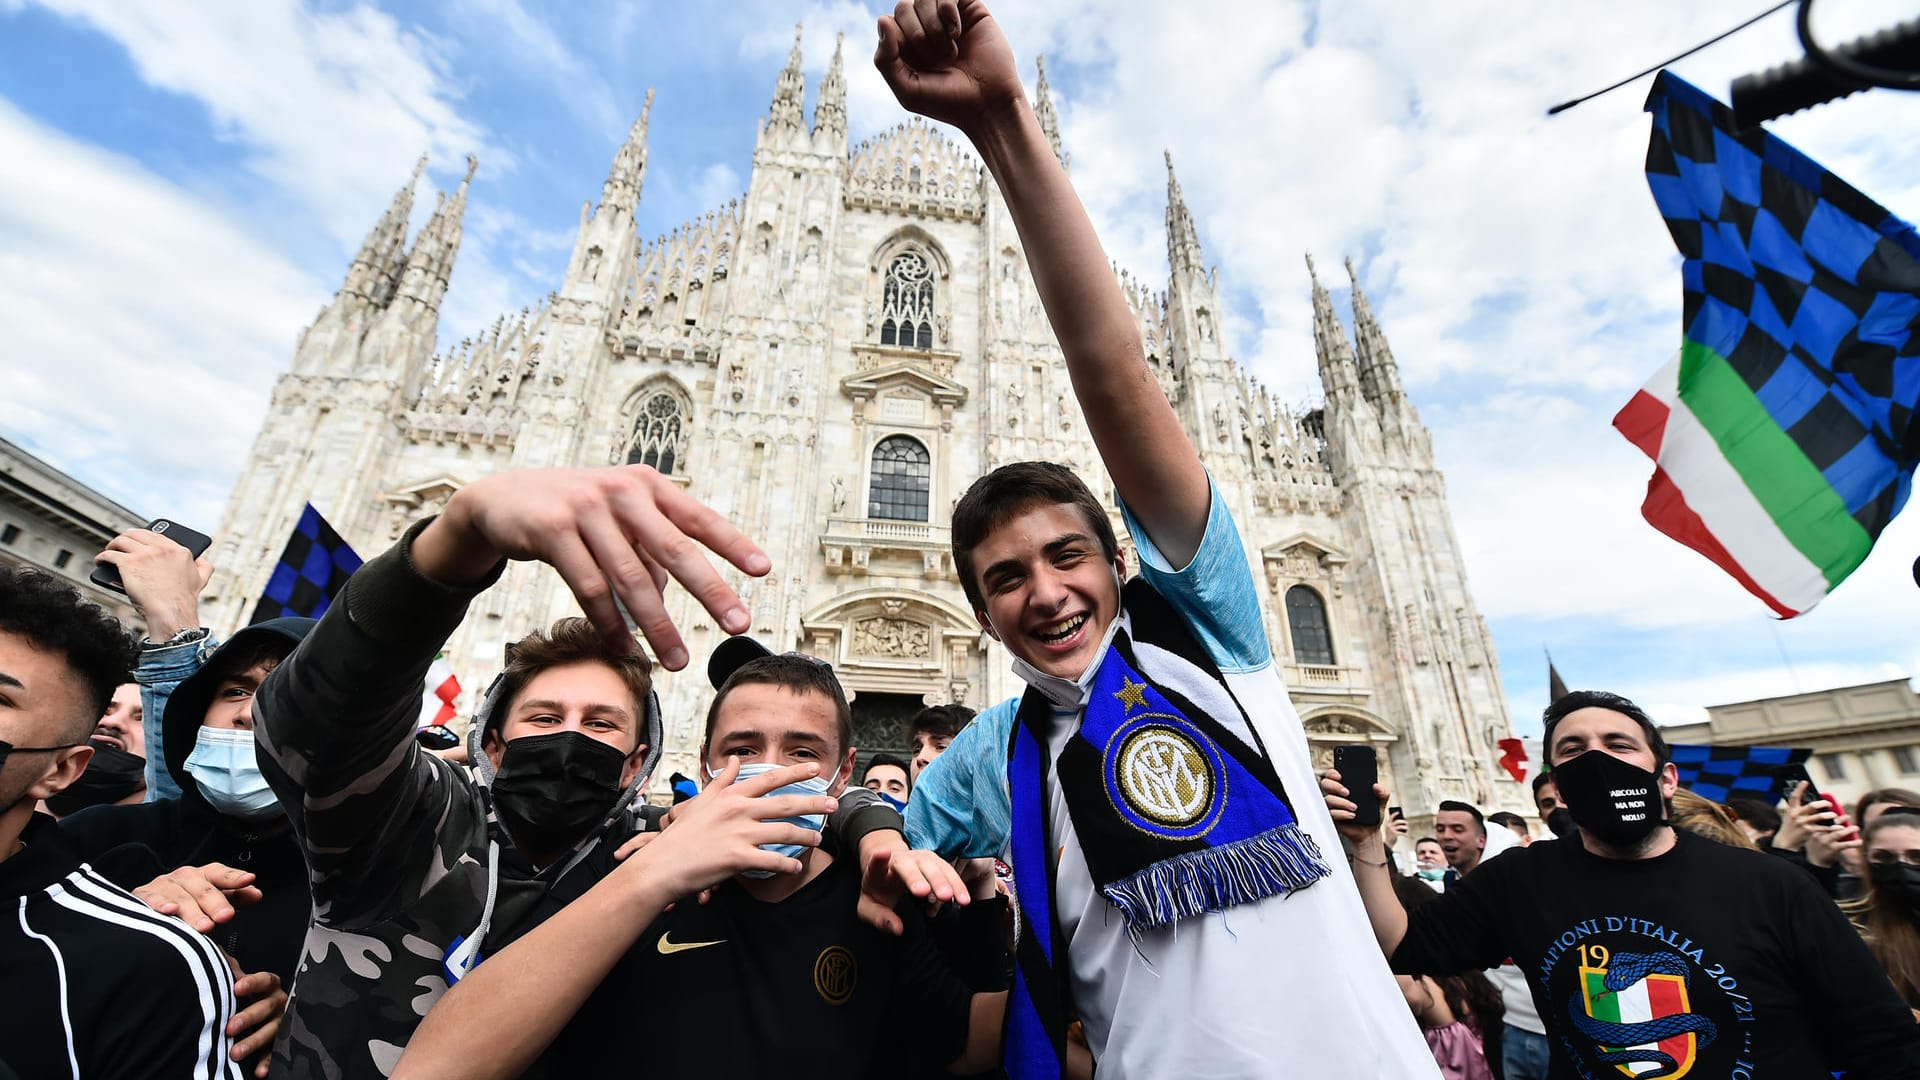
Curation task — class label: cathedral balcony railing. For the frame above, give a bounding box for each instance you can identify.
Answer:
[607,324,720,366]
[821,516,952,579]
[1282,662,1369,699]
[852,343,959,380]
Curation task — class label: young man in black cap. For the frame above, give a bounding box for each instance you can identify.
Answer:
[395,637,1016,1079]
[1327,688,1920,1078]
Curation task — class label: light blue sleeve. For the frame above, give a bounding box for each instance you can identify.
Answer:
[904,696,1018,859]
[1119,474,1271,673]
[133,632,219,802]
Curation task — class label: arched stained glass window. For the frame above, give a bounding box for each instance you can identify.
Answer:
[878,251,935,350]
[623,385,689,476]
[868,435,931,521]
[1286,585,1334,666]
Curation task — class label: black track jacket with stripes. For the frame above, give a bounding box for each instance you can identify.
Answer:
[0,813,244,1079]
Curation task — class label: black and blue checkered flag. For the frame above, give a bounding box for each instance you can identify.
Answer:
[1614,71,1920,617]
[249,504,363,624]
[1669,743,1812,805]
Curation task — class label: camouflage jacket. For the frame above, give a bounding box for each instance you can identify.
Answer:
[256,522,902,1079]
[255,524,604,1079]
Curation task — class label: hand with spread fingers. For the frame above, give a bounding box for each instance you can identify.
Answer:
[854,834,971,935]
[619,758,839,901]
[409,465,770,669]
[874,0,1022,135]
[227,967,287,1078]
[133,862,263,934]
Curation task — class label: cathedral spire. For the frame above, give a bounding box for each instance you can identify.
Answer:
[342,153,425,305]
[1308,253,1361,401]
[768,23,806,135]
[1034,55,1064,164]
[602,89,654,215]
[1165,151,1203,276]
[398,154,476,314]
[813,33,847,146]
[1346,256,1404,404]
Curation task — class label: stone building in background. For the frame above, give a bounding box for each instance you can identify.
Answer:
[200,30,1521,816]
[0,435,144,627]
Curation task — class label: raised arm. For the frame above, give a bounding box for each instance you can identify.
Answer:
[876,0,1210,564]
[95,527,216,800]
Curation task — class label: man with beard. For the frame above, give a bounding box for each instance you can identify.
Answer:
[255,466,914,1078]
[1327,689,1920,1078]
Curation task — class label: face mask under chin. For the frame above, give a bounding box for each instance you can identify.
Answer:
[1002,609,1124,709]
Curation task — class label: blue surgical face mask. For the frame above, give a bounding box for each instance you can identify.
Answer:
[183,727,281,822]
[707,760,840,878]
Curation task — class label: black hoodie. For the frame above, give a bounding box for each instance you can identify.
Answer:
[58,620,316,986]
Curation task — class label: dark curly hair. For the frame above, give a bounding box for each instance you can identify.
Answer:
[0,566,136,738]
[1542,688,1670,768]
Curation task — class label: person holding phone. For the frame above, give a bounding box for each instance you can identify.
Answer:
[1325,689,1920,1078]
[1770,778,1863,898]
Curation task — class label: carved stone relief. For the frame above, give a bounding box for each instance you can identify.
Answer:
[853,617,930,658]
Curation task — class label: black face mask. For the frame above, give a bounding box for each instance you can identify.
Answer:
[489,731,629,857]
[1545,806,1577,840]
[1551,749,1664,847]
[45,739,147,817]
[1870,862,1920,912]
[0,737,83,815]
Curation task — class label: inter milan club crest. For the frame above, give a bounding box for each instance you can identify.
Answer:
[1571,946,1718,1079]
[813,945,857,1005]
[1101,676,1229,839]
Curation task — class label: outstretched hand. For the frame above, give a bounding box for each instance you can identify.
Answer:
[134,863,263,934]
[855,834,970,935]
[411,466,769,669]
[875,0,1022,135]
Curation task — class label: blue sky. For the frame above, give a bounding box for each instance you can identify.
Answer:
[3,0,1918,734]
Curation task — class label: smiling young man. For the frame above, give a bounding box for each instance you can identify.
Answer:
[1435,800,1488,883]
[394,643,1013,1080]
[1327,689,1920,1078]
[877,2,1434,1075]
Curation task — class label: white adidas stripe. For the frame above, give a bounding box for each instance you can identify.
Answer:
[51,869,238,1079]
[1641,356,1829,613]
[18,896,80,1080]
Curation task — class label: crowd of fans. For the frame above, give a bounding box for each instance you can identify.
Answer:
[4,2,1919,1077]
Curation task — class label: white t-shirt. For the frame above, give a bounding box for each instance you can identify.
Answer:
[1025,490,1438,1079]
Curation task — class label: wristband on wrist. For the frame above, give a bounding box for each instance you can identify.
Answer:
[144,626,209,649]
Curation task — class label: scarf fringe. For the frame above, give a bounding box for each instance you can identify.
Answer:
[1100,821,1330,934]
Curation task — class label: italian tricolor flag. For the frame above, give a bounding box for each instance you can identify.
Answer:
[1579,966,1697,1077]
[420,653,461,728]
[1613,343,1875,618]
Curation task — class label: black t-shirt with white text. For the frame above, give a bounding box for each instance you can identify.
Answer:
[1392,830,1920,1079]
[539,857,980,1079]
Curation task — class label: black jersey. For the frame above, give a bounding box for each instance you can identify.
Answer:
[541,857,988,1078]
[0,814,244,1079]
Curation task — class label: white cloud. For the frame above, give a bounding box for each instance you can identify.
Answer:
[443,0,626,139]
[21,0,506,249]
[0,99,324,526]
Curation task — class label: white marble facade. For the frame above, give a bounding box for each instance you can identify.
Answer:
[201,31,1522,816]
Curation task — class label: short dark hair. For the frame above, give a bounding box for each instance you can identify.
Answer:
[1437,800,1486,833]
[0,567,135,737]
[490,618,654,752]
[910,703,976,741]
[1724,796,1782,834]
[1531,770,1555,795]
[1414,835,1440,847]
[704,654,852,757]
[863,753,911,783]
[950,462,1119,614]
[1488,811,1531,836]
[1542,689,1670,767]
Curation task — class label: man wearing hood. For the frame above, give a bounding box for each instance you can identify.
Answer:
[59,616,315,993]
[254,465,909,1078]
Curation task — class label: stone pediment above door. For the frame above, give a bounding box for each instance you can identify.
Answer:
[379,476,466,540]
[842,354,967,431]
[799,589,985,705]
[1262,532,1349,594]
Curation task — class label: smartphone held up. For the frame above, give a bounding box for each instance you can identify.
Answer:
[89,519,213,593]
[1333,745,1381,828]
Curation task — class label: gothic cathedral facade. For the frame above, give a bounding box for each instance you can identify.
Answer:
[202,31,1520,814]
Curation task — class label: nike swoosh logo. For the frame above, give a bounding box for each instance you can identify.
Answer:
[656,933,726,955]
